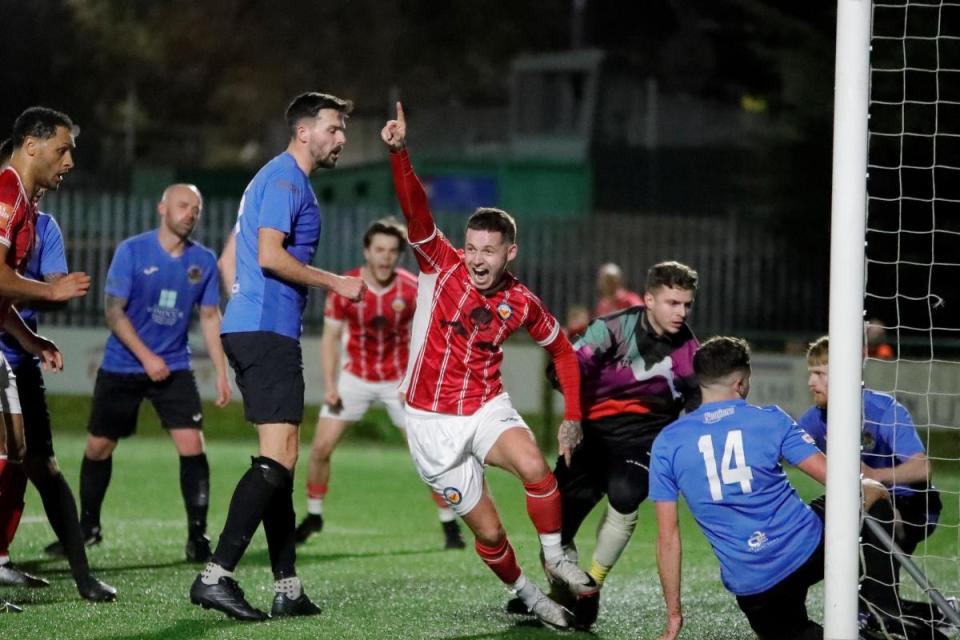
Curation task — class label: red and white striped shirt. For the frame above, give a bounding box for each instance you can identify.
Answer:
[325,266,417,382]
[401,230,560,416]
[0,167,38,323]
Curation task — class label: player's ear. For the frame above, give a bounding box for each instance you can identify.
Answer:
[506,243,518,262]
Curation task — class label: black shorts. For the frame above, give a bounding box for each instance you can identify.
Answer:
[735,496,827,640]
[87,368,203,440]
[555,413,665,516]
[222,331,304,426]
[14,359,55,460]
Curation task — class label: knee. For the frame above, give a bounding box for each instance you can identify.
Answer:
[85,437,116,461]
[607,479,646,515]
[516,456,551,485]
[24,456,60,483]
[253,456,294,490]
[310,439,333,463]
[472,523,506,548]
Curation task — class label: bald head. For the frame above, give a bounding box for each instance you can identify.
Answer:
[158,183,202,241]
[161,183,202,206]
[597,262,625,297]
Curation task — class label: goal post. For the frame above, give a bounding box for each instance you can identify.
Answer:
[824,1,872,638]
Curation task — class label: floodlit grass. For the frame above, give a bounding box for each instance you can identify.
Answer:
[3,395,958,639]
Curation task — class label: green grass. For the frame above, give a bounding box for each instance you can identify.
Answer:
[3,395,959,639]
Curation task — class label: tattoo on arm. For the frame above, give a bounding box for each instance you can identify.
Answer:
[104,294,128,329]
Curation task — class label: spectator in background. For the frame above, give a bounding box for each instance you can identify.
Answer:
[594,263,642,318]
[866,318,895,360]
[564,304,590,339]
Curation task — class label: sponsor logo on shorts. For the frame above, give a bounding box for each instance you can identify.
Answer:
[496,301,512,320]
[443,487,462,505]
[391,297,406,312]
[187,265,203,284]
[192,413,202,422]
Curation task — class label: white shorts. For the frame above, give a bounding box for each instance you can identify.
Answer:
[0,352,20,415]
[403,393,533,516]
[319,371,406,427]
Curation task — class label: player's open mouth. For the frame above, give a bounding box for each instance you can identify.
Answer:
[472,268,489,278]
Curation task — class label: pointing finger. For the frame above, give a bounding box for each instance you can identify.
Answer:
[396,101,405,125]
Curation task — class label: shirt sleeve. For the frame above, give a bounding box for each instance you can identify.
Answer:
[0,175,21,249]
[648,435,680,501]
[776,408,822,466]
[38,216,68,275]
[523,291,560,346]
[796,407,827,452]
[105,242,133,299]
[200,253,220,307]
[573,317,614,379]
[883,400,926,461]
[324,289,346,324]
[258,174,301,235]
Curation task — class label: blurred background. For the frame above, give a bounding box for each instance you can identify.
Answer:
[1,0,956,356]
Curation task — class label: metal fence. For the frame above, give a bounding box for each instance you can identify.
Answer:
[39,191,829,341]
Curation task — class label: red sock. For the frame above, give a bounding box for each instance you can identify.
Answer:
[306,482,328,500]
[0,462,27,554]
[476,537,521,585]
[429,490,449,509]
[524,472,562,534]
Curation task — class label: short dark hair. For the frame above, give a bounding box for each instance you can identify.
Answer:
[646,260,698,293]
[466,207,517,244]
[12,106,74,149]
[694,336,752,385]
[363,216,408,252]
[285,92,353,137]
[0,139,12,165]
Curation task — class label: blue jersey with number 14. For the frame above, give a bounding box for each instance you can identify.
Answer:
[649,399,822,596]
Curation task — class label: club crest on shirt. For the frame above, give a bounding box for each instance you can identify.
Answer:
[442,487,462,505]
[747,530,768,552]
[496,301,512,321]
[861,430,876,452]
[187,265,203,284]
[391,297,406,313]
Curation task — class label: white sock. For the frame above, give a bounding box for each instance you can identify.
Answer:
[539,532,563,564]
[437,507,456,523]
[275,576,303,599]
[307,498,324,516]
[200,562,233,585]
[0,554,9,567]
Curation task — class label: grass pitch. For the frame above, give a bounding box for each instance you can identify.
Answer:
[2,396,958,639]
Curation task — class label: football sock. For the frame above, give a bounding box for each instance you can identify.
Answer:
[0,553,8,565]
[589,506,638,586]
[476,537,522,584]
[30,467,91,580]
[179,453,210,539]
[0,461,27,554]
[274,575,302,599]
[79,456,112,533]
[211,456,283,571]
[524,473,562,535]
[306,482,326,516]
[437,507,456,523]
[262,463,296,579]
[200,562,233,586]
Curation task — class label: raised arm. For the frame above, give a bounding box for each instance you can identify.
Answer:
[655,500,684,640]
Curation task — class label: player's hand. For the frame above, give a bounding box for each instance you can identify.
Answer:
[557,419,582,467]
[48,272,90,302]
[25,334,63,372]
[325,389,342,413]
[142,352,170,382]
[215,372,232,408]
[334,275,366,302]
[658,612,683,640]
[380,101,407,151]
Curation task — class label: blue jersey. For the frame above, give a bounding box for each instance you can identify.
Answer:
[798,389,927,498]
[649,399,823,596]
[221,152,321,339]
[0,213,67,368]
[101,230,219,374]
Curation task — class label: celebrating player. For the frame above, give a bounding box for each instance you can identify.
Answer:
[0,108,91,613]
[381,102,594,631]
[799,335,948,633]
[49,183,229,566]
[0,139,116,603]
[294,217,466,550]
[190,92,364,622]
[649,336,907,640]
[511,261,700,627]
